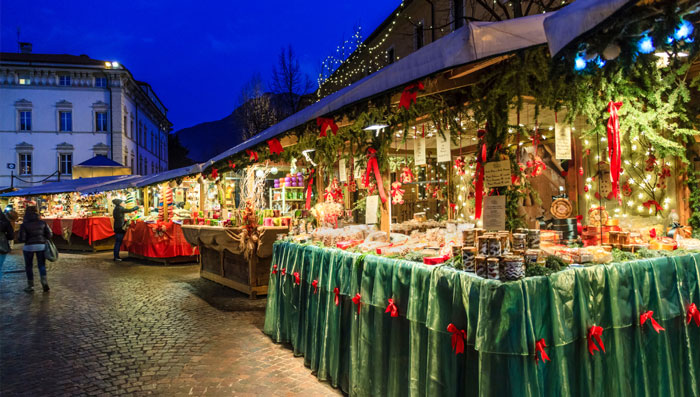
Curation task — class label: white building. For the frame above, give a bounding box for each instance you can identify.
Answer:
[0,52,171,189]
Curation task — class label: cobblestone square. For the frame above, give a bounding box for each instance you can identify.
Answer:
[0,250,339,396]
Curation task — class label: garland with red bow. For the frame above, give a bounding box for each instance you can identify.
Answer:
[607,101,623,204]
[246,149,258,162]
[363,148,388,203]
[588,325,605,356]
[227,160,236,170]
[210,167,218,180]
[399,81,424,110]
[446,324,466,355]
[640,310,665,333]
[474,129,487,219]
[317,117,338,137]
[268,138,283,155]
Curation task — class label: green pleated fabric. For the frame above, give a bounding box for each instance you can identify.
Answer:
[263,242,700,396]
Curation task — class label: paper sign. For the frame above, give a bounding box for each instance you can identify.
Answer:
[354,158,363,179]
[338,159,347,182]
[484,160,512,188]
[482,195,506,231]
[365,195,379,224]
[555,123,572,160]
[436,131,451,163]
[414,138,426,166]
[175,189,184,203]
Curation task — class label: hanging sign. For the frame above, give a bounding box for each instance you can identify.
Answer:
[436,131,451,163]
[354,157,363,179]
[482,195,506,231]
[365,195,379,224]
[484,160,512,188]
[414,137,426,166]
[338,158,347,182]
[555,123,572,160]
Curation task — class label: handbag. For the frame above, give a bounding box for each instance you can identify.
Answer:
[44,239,59,262]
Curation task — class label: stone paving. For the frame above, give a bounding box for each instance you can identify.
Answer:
[0,249,340,396]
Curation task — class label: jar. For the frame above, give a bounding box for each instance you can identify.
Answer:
[488,236,502,257]
[475,256,487,278]
[502,255,525,281]
[462,247,476,272]
[462,229,477,247]
[498,232,511,254]
[512,233,527,250]
[477,236,490,256]
[524,249,539,267]
[527,229,541,249]
[487,258,500,280]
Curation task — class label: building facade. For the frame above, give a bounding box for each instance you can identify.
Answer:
[0,52,171,189]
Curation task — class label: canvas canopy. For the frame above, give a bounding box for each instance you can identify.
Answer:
[0,175,139,197]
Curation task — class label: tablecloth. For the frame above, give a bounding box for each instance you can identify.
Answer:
[45,217,114,245]
[122,221,199,258]
[264,241,700,396]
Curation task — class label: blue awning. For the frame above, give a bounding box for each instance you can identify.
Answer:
[0,175,139,197]
[133,163,206,188]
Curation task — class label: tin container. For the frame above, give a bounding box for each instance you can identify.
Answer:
[487,257,501,280]
[475,256,487,278]
[502,255,525,281]
[524,249,539,267]
[487,236,502,257]
[462,247,476,272]
[498,232,511,254]
[526,229,541,249]
[512,233,527,251]
[477,236,490,256]
[462,229,477,247]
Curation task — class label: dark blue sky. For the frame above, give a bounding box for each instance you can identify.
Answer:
[1,1,401,131]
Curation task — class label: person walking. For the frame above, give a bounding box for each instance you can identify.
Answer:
[0,209,15,280]
[18,206,52,292]
[112,199,138,261]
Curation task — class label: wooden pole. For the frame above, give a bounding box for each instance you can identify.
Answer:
[142,187,150,216]
[380,167,391,237]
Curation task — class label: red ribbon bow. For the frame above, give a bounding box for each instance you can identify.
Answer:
[643,200,662,212]
[272,264,278,275]
[281,268,286,276]
[364,148,388,203]
[210,167,218,179]
[399,81,424,110]
[227,160,236,170]
[535,339,550,363]
[687,303,700,326]
[640,310,665,333]
[312,280,319,294]
[305,168,315,210]
[606,101,623,204]
[588,325,605,356]
[333,287,340,306]
[446,323,466,355]
[293,271,301,285]
[649,228,657,239]
[576,215,583,236]
[352,293,362,315]
[385,298,399,317]
[268,138,284,155]
[246,149,258,162]
[317,117,339,137]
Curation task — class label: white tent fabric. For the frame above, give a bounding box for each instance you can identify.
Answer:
[209,12,551,164]
[544,0,635,56]
[0,175,140,197]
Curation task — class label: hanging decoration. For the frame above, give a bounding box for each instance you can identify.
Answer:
[639,311,665,333]
[587,325,606,356]
[474,129,487,219]
[210,167,219,180]
[268,138,284,155]
[453,156,466,175]
[446,324,466,355]
[385,298,399,317]
[363,148,388,203]
[317,117,339,137]
[606,101,623,204]
[246,149,258,162]
[333,287,340,306]
[391,181,405,205]
[526,126,547,177]
[293,272,301,285]
[687,303,700,327]
[398,81,424,110]
[352,293,362,315]
[399,166,415,183]
[324,178,343,204]
[312,279,319,294]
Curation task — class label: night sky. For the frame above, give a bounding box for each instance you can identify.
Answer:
[1,0,402,131]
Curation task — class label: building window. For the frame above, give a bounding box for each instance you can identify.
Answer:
[415,21,425,50]
[386,46,395,64]
[96,112,108,132]
[59,75,71,86]
[18,75,31,85]
[59,153,72,175]
[59,111,72,132]
[124,116,128,136]
[19,153,32,175]
[19,111,32,131]
[95,77,107,88]
[453,0,465,29]
[131,119,135,139]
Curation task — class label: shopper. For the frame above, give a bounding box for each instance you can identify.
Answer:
[18,206,52,292]
[112,199,138,261]
[0,209,15,280]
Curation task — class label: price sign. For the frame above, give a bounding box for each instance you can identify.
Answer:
[555,123,572,160]
[338,159,347,182]
[436,131,451,163]
[484,160,512,188]
[482,195,506,231]
[354,158,363,179]
[365,195,379,224]
[414,137,426,166]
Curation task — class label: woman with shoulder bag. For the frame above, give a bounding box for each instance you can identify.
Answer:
[0,209,15,280]
[18,206,52,292]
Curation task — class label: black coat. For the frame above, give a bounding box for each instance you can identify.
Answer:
[113,205,138,234]
[18,212,52,245]
[0,211,14,241]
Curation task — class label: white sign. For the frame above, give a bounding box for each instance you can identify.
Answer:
[482,195,506,231]
[436,131,451,163]
[484,160,512,188]
[414,137,426,166]
[354,158,363,179]
[338,159,347,182]
[555,123,572,160]
[365,195,379,224]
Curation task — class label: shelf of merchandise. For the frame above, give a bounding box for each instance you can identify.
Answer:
[269,185,306,212]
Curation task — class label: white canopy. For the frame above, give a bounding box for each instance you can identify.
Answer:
[544,0,635,56]
[209,12,551,164]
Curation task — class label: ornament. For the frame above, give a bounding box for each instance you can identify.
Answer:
[578,166,584,176]
[622,180,632,197]
[323,178,343,204]
[391,181,405,205]
[602,43,621,60]
[645,154,657,172]
[399,166,415,183]
[453,156,466,175]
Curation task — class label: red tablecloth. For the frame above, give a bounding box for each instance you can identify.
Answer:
[122,221,199,258]
[45,217,115,245]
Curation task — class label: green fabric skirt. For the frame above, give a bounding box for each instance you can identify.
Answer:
[264,241,700,396]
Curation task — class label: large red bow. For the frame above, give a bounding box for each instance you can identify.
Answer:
[606,101,623,204]
[333,287,340,306]
[317,117,338,137]
[640,310,665,333]
[474,129,487,219]
[246,149,258,162]
[352,293,362,315]
[364,148,388,203]
[535,338,550,363]
[272,264,278,275]
[687,303,700,326]
[293,271,301,286]
[446,323,466,355]
[588,325,605,356]
[210,167,218,180]
[385,298,399,317]
[312,279,319,294]
[643,200,662,212]
[305,168,315,210]
[399,82,424,110]
[268,138,284,155]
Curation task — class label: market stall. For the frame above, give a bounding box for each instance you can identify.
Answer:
[122,220,198,264]
[45,216,115,251]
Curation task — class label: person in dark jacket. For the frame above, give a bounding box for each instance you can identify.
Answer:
[18,206,52,292]
[0,209,15,280]
[112,199,138,261]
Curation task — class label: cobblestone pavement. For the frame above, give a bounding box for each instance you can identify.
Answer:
[0,249,340,396]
